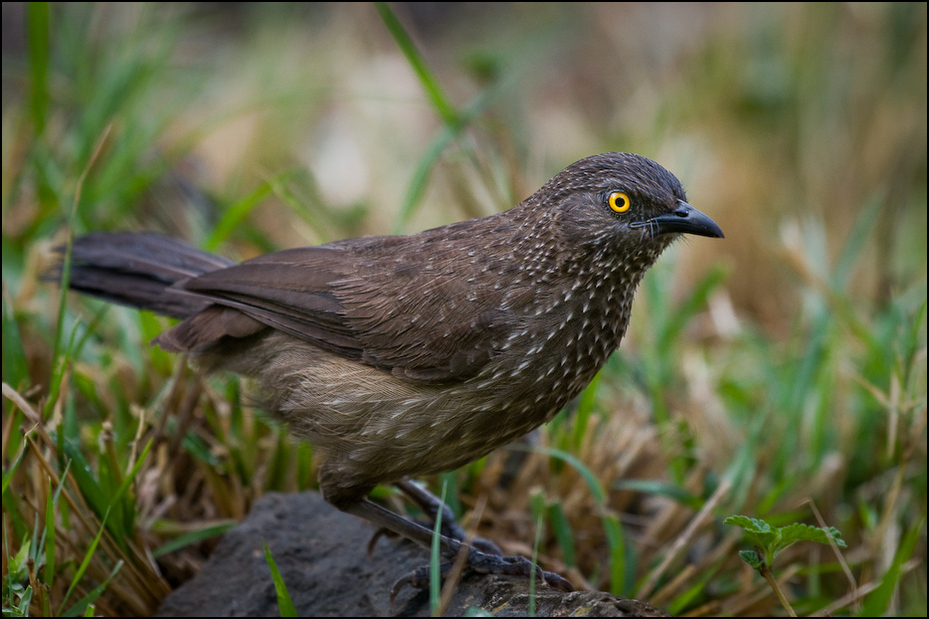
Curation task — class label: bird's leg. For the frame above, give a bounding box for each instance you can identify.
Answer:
[394,478,502,556]
[346,497,460,555]
[343,496,574,597]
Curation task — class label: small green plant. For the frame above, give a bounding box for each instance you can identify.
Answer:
[725,515,847,616]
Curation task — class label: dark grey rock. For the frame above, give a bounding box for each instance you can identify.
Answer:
[156,492,668,617]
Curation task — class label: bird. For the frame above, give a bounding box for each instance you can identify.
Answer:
[54,152,723,592]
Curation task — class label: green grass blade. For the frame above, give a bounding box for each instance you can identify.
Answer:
[437,473,461,518]
[572,372,601,451]
[832,194,882,289]
[263,542,297,617]
[515,444,630,594]
[58,507,111,614]
[860,519,923,617]
[44,480,56,587]
[374,2,458,126]
[204,180,275,252]
[152,521,238,558]
[523,445,605,502]
[376,1,514,233]
[430,479,448,616]
[42,459,71,590]
[529,511,544,617]
[393,126,458,233]
[546,501,576,568]
[612,479,703,511]
[1,438,27,496]
[265,169,330,242]
[392,86,505,233]
[103,437,154,544]
[658,263,728,353]
[26,2,51,135]
[603,511,629,596]
[3,476,30,543]
[2,289,29,390]
[60,560,123,617]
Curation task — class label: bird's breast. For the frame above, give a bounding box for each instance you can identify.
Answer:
[467,264,640,424]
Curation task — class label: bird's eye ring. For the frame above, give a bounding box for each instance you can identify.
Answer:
[608,191,631,213]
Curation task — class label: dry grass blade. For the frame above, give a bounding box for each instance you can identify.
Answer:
[638,479,732,599]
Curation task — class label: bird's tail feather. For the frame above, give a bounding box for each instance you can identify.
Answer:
[51,232,234,319]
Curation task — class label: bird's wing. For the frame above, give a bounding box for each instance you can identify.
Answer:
[169,233,521,384]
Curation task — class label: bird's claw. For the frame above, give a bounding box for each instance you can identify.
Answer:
[389,547,574,604]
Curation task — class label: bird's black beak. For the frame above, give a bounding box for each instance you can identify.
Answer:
[633,200,724,238]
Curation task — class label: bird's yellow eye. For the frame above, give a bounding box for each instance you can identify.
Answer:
[608,191,631,213]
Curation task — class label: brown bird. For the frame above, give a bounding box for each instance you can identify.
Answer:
[55,152,723,591]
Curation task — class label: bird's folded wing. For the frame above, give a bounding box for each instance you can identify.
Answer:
[167,244,515,384]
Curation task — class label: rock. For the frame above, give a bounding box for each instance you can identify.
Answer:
[157,491,668,617]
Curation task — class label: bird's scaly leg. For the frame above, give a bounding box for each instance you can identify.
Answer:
[344,495,573,599]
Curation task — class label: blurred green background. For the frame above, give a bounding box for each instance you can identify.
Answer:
[3,3,926,328]
[2,3,926,616]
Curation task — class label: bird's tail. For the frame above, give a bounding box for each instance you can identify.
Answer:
[50,232,234,319]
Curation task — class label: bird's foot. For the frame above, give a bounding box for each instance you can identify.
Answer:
[344,492,572,603]
[390,545,574,603]
[388,479,503,555]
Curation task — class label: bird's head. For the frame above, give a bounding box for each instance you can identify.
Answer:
[528,152,723,259]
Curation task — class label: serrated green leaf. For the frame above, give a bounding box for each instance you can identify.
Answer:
[724,514,772,533]
[777,523,846,549]
[727,515,848,570]
[738,548,764,569]
[724,514,780,548]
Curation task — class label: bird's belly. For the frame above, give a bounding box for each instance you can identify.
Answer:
[232,329,610,486]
